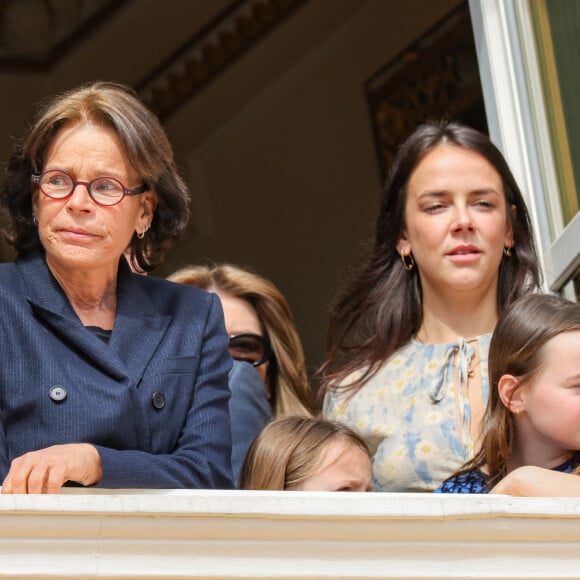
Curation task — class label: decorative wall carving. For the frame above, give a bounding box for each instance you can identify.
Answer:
[136,0,308,120]
[365,3,486,181]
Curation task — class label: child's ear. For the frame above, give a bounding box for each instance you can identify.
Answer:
[498,374,526,414]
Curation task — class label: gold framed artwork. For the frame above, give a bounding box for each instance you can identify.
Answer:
[365,3,486,181]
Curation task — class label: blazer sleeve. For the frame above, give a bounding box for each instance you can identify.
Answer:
[92,294,234,489]
[0,417,8,484]
[228,361,272,485]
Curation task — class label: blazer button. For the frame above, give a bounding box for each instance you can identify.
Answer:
[49,385,67,402]
[152,391,166,410]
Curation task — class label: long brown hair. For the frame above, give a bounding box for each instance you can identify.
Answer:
[239,416,370,490]
[319,120,541,395]
[454,293,580,488]
[0,81,189,272]
[168,263,315,417]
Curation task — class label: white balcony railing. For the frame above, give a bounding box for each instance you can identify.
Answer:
[1,489,580,579]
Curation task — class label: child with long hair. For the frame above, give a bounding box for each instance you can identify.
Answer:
[436,293,580,493]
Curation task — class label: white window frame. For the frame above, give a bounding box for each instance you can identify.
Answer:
[468,0,579,298]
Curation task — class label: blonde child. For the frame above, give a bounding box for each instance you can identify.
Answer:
[239,416,373,491]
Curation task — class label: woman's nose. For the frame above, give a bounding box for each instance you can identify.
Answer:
[66,183,94,211]
[451,205,474,230]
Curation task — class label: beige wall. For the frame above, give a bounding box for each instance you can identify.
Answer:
[0,0,463,383]
[161,0,462,380]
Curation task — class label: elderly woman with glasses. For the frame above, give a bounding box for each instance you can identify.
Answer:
[168,264,316,480]
[0,81,233,493]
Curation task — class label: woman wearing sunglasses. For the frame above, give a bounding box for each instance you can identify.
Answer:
[168,264,316,481]
[168,263,315,417]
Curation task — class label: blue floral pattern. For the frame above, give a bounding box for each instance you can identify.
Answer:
[322,335,491,492]
[435,456,579,494]
[434,469,488,493]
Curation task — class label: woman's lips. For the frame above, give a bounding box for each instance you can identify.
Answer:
[446,245,481,263]
[58,227,98,240]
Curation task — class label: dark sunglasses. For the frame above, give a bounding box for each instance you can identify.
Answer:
[228,333,272,367]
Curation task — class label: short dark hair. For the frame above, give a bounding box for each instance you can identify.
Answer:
[0,80,190,271]
[319,120,541,394]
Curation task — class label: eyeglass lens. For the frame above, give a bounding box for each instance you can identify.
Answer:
[228,334,268,366]
[37,170,127,205]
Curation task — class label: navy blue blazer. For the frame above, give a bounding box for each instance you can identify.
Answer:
[0,251,234,489]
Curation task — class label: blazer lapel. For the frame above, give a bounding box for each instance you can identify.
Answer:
[17,252,170,386]
[108,260,171,387]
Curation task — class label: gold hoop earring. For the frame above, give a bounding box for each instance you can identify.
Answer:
[503,245,512,257]
[401,252,415,271]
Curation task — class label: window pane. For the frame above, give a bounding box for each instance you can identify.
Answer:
[530,0,580,224]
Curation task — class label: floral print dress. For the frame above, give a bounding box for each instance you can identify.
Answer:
[323,335,491,492]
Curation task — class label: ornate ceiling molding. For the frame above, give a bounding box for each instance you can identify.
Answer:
[0,0,127,70]
[136,0,308,120]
